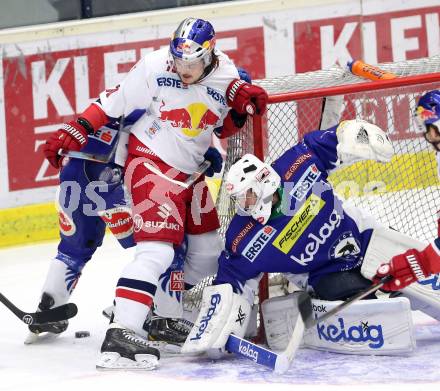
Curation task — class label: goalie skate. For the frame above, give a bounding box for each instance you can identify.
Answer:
[96,325,160,371]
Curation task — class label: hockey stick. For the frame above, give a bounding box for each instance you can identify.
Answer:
[0,292,78,326]
[225,275,392,373]
[58,149,113,163]
[144,160,211,189]
[58,116,126,163]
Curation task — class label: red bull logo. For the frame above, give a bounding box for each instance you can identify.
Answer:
[160,102,219,137]
[416,106,436,122]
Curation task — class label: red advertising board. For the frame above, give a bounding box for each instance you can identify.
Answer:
[4,27,265,191]
[294,6,440,72]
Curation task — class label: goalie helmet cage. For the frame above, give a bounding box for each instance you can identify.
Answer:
[184,56,440,342]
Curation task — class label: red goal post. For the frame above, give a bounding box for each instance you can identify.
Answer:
[185,56,440,341]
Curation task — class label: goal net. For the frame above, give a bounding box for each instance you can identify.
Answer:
[184,56,440,339]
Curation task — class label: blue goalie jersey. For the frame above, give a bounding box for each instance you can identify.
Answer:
[215,126,376,291]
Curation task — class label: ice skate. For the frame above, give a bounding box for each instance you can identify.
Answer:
[143,313,192,354]
[24,293,69,344]
[96,324,160,370]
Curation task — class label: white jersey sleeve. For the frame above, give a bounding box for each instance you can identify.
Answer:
[97,56,154,118]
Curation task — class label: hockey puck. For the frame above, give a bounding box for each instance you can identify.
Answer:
[75,331,90,338]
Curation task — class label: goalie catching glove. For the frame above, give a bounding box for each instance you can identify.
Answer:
[226,79,268,115]
[374,240,440,291]
[336,119,394,165]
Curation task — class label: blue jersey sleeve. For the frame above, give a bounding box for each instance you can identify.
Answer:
[214,249,253,294]
[302,125,339,172]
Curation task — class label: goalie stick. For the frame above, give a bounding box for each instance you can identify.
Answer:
[0,292,78,326]
[225,275,392,374]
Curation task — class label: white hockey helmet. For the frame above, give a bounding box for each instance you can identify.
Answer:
[225,154,281,224]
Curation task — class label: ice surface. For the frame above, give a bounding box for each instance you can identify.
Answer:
[1,237,440,391]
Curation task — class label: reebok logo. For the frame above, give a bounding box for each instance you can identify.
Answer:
[312,304,327,313]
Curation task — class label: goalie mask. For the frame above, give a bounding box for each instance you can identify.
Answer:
[225,154,281,224]
[415,90,440,151]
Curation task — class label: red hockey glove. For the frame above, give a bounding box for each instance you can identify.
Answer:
[226,79,268,115]
[373,247,435,291]
[43,121,88,169]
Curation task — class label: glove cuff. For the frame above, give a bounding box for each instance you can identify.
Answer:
[422,241,440,275]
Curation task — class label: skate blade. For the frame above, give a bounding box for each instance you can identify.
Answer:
[96,352,159,371]
[147,340,182,356]
[102,305,114,320]
[24,331,60,345]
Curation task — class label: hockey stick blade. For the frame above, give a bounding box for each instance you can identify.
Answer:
[58,149,112,163]
[225,292,310,373]
[184,160,211,188]
[0,292,78,325]
[225,277,392,373]
[58,115,126,164]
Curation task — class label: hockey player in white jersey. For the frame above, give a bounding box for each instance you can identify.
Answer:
[31,113,194,349]
[42,17,268,370]
[374,90,440,292]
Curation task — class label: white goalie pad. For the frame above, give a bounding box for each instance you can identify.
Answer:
[181,284,251,354]
[303,297,415,355]
[362,226,440,320]
[262,292,415,355]
[336,119,394,165]
[401,275,440,321]
[361,227,426,280]
[261,292,303,351]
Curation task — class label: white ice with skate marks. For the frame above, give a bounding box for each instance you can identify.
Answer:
[1,237,440,391]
